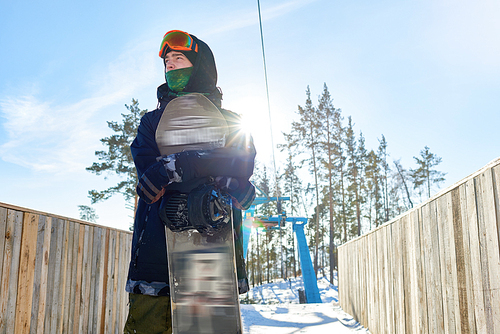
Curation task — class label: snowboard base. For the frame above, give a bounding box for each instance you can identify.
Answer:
[166,222,242,334]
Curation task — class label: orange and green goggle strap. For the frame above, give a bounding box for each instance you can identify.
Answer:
[159,30,198,57]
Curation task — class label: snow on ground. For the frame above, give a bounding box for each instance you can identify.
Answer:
[240,271,370,333]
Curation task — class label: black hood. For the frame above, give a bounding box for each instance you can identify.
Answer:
[157,34,222,108]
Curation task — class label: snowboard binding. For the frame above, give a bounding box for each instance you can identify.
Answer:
[160,183,232,235]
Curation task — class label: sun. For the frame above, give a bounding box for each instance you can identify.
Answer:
[225,96,276,161]
[238,113,271,141]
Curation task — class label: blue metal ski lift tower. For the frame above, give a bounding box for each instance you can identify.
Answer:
[242,187,322,303]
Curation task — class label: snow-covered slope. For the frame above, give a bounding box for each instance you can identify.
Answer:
[240,272,370,333]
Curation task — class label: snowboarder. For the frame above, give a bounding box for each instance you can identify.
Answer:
[124,30,256,334]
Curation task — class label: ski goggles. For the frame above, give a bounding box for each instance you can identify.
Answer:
[159,30,198,57]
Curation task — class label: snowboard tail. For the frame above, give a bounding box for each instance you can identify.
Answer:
[165,208,242,334]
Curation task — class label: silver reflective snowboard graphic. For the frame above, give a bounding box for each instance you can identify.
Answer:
[165,223,242,334]
[157,94,242,334]
[155,93,228,156]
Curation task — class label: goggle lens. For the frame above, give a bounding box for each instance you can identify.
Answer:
[159,30,196,57]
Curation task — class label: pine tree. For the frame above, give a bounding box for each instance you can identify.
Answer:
[365,150,383,228]
[346,117,365,237]
[78,205,98,223]
[253,164,280,283]
[330,106,347,243]
[317,83,339,282]
[356,132,368,233]
[377,135,390,223]
[86,99,147,221]
[411,146,446,198]
[290,86,323,275]
[393,159,413,209]
[279,133,303,217]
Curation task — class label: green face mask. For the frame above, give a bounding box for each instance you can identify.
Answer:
[166,67,193,92]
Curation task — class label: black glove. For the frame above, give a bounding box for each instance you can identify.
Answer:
[136,154,181,204]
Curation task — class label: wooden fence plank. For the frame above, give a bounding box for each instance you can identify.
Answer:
[0,207,9,334]
[34,216,51,334]
[47,218,65,333]
[414,208,429,334]
[105,229,117,334]
[363,231,371,331]
[492,165,500,330]
[85,225,94,333]
[43,218,56,333]
[406,212,419,334]
[352,238,360,326]
[452,186,475,333]
[421,201,444,334]
[353,239,357,320]
[360,237,368,327]
[475,169,500,333]
[376,227,386,334]
[29,215,45,333]
[374,232,381,334]
[366,233,375,332]
[72,224,85,334]
[65,221,79,333]
[0,208,7,294]
[447,191,461,333]
[401,215,412,334]
[463,178,487,333]
[457,183,477,333]
[61,221,75,333]
[14,213,39,334]
[122,233,132,326]
[393,218,406,334]
[362,234,369,330]
[89,226,102,333]
[437,193,459,334]
[100,228,110,334]
[406,211,416,333]
[117,231,128,330]
[383,224,395,334]
[57,220,70,334]
[350,240,355,323]
[4,210,23,334]
[112,229,121,333]
[345,239,353,322]
[79,225,92,334]
[96,227,107,333]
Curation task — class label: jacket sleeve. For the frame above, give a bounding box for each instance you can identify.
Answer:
[131,112,162,178]
[229,180,256,210]
[131,112,172,203]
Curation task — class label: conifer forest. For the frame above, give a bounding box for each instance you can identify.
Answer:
[246,83,446,287]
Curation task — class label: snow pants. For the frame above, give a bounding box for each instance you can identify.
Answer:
[123,293,172,334]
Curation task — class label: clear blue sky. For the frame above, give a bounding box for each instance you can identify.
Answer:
[1,0,499,230]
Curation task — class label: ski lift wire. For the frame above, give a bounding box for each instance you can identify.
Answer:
[257,0,282,204]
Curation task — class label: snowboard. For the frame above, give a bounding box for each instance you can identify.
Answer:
[156,93,243,334]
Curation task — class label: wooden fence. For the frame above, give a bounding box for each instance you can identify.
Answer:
[0,202,132,334]
[338,157,500,334]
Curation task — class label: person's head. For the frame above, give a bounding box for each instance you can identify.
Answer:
[159,30,198,92]
[159,30,222,106]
